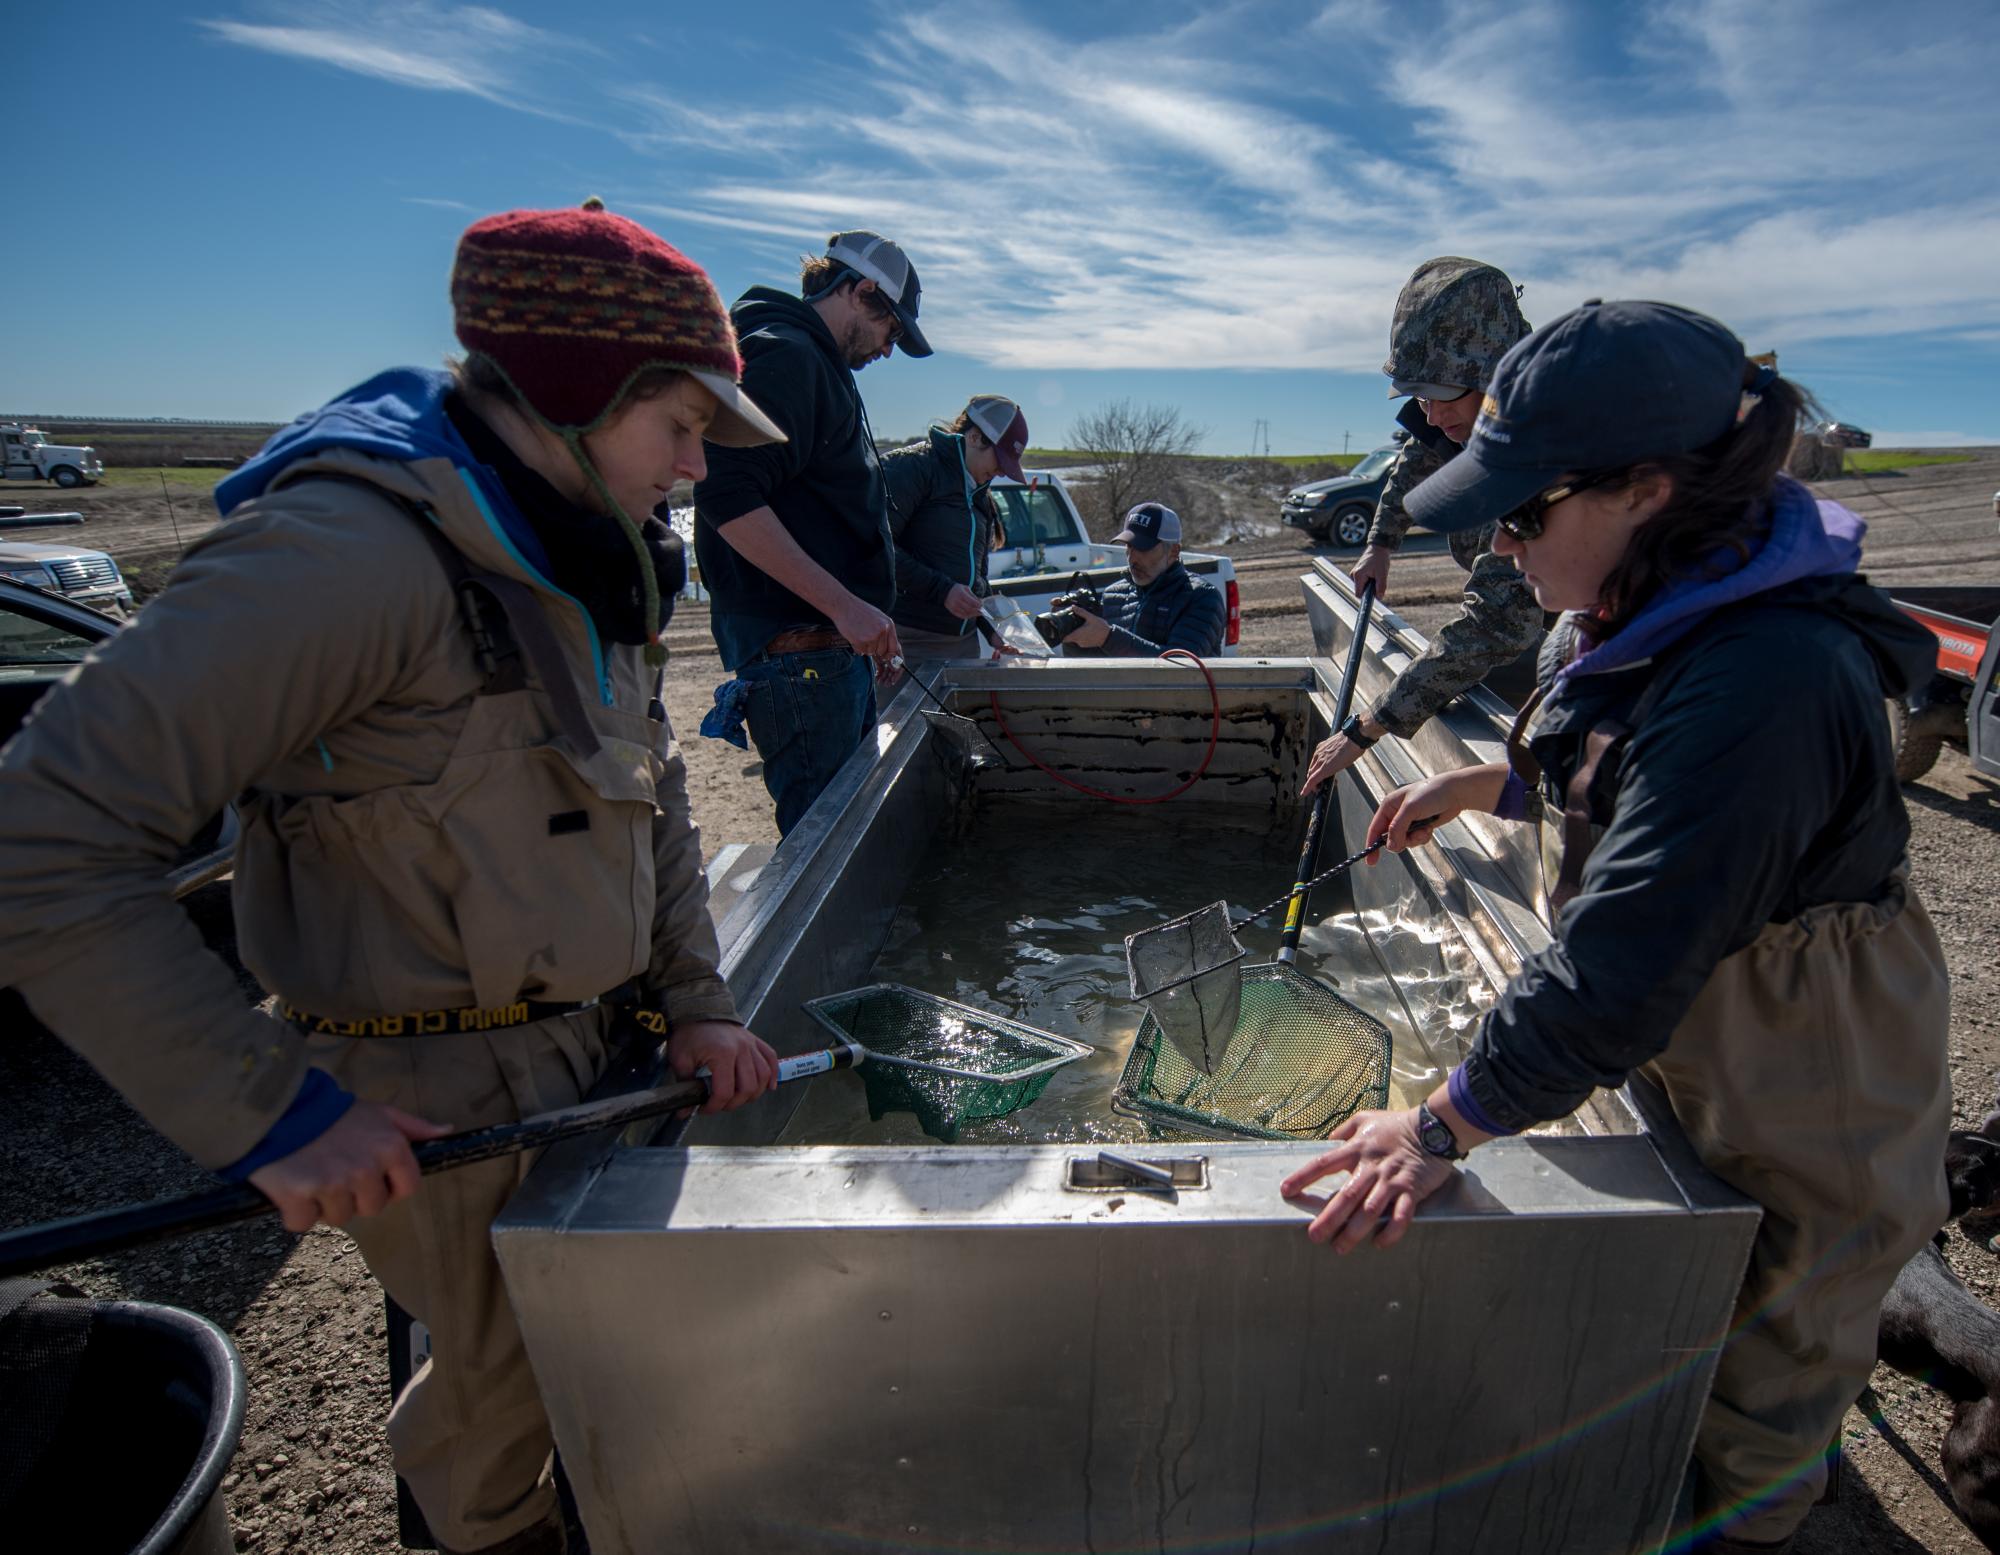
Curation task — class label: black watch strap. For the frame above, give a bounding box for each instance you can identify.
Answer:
[1415,1100,1465,1161]
[1339,712,1377,750]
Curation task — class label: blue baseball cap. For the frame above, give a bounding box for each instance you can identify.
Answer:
[1115,502,1182,551]
[1404,300,1750,533]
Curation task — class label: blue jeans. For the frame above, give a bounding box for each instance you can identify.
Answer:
[739,647,877,836]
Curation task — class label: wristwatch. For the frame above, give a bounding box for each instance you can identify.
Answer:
[1338,712,1376,750]
[1414,1100,1465,1162]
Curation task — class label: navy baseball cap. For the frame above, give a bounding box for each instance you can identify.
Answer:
[1405,300,1750,533]
[1115,502,1182,551]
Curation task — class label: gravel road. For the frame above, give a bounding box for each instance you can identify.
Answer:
[1,451,1996,1552]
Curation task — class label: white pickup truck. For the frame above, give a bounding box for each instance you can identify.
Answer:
[980,469,1239,655]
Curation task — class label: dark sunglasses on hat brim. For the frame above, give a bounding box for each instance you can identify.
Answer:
[1392,379,1475,403]
[1496,467,1629,541]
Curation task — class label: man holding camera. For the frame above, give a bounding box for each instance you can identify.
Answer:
[1060,502,1226,658]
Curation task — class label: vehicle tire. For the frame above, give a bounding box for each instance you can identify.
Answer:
[1332,505,1373,548]
[50,465,83,489]
[1886,697,1943,784]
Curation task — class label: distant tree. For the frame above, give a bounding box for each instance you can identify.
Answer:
[1066,400,1204,534]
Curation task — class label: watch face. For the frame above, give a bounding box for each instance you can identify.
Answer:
[1418,1107,1456,1158]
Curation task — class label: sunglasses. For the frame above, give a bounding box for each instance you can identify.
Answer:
[1497,468,1627,541]
[861,286,903,345]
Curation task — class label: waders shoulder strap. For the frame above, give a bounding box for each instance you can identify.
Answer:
[299,474,601,758]
[1533,669,1681,914]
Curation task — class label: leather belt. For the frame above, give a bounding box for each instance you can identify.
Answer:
[281,994,608,1039]
[759,626,847,658]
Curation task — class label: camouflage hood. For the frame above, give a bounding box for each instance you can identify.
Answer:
[1383,257,1529,397]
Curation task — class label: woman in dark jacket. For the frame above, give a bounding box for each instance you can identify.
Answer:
[881,394,1029,659]
[1283,301,1950,1554]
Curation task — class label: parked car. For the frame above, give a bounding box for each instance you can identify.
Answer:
[0,578,232,896]
[1817,421,1872,449]
[1279,443,1397,546]
[0,535,135,615]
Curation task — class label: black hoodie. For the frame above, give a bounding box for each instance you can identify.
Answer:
[693,286,894,668]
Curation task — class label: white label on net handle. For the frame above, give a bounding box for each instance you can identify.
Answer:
[778,1049,839,1083]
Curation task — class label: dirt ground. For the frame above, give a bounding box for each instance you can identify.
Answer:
[1,450,1997,1552]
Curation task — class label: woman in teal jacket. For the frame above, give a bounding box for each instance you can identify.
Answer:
[882,394,1029,658]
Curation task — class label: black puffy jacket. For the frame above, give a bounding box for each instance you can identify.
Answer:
[881,427,1000,638]
[1066,560,1227,658]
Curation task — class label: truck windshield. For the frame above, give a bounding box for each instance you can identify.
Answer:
[987,486,1077,551]
[22,432,46,447]
[1350,446,1394,481]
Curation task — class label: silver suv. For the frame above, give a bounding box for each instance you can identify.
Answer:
[0,536,135,614]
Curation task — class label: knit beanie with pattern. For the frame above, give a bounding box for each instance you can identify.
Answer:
[451,198,780,446]
[450,199,783,662]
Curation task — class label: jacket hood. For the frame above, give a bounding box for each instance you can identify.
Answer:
[215,367,552,578]
[1383,257,1529,396]
[925,423,968,466]
[1561,478,1929,695]
[221,368,477,517]
[732,286,841,360]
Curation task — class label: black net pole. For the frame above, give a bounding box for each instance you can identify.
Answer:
[1277,580,1376,965]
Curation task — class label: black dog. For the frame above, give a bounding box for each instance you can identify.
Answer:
[1875,1120,2000,1550]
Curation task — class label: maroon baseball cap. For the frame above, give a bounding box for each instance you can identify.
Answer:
[965,395,1029,482]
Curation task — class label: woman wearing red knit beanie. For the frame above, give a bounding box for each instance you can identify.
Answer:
[0,200,782,1555]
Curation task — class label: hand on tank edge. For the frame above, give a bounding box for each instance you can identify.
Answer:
[1350,547,1392,602]
[669,1019,779,1112]
[249,1101,454,1234]
[1279,1108,1455,1253]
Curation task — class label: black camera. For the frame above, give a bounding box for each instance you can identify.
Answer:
[1032,576,1104,648]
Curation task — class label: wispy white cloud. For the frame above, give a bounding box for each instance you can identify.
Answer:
[200,2,597,122]
[199,0,2000,378]
[403,196,478,212]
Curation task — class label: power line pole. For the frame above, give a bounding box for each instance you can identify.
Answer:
[1343,430,1350,457]
[1248,419,1269,458]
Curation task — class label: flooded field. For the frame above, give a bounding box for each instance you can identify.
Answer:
[779,795,1488,1146]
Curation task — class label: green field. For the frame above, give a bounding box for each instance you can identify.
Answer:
[97,466,230,490]
[1023,447,1362,471]
[1842,450,1975,474]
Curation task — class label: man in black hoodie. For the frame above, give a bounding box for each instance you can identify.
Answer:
[694,231,934,834]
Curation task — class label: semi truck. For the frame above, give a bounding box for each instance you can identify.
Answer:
[0,423,104,488]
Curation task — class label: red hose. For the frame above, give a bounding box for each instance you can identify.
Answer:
[987,649,1221,805]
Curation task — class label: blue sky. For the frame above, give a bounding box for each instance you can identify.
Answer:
[11,0,1999,451]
